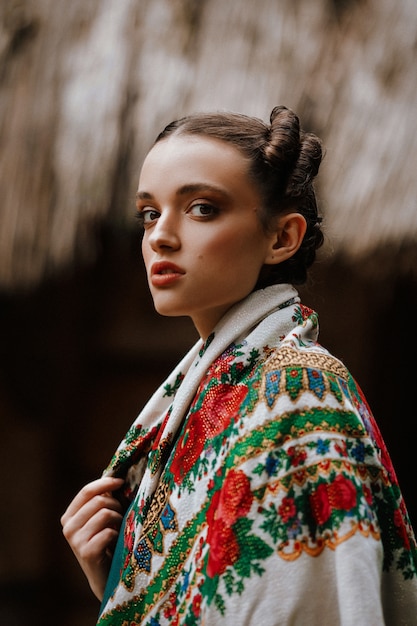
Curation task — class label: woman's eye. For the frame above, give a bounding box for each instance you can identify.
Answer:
[139,208,160,225]
[189,203,218,218]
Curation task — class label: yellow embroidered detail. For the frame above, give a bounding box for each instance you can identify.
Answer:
[267,345,349,378]
[277,521,380,561]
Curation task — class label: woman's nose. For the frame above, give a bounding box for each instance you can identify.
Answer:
[147,211,180,251]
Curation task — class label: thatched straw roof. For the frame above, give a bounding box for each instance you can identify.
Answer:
[1,0,416,291]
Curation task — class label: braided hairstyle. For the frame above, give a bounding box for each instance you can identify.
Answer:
[154,105,324,285]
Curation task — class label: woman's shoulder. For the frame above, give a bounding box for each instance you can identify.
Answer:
[265,342,350,382]
[255,340,356,409]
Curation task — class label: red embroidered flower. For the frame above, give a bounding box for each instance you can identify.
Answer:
[209,355,236,379]
[310,474,357,525]
[335,441,348,457]
[310,482,331,525]
[207,518,240,577]
[170,425,201,483]
[329,474,357,510]
[217,469,253,524]
[279,496,296,522]
[163,592,178,618]
[169,384,248,484]
[299,304,314,320]
[192,593,203,617]
[151,411,171,450]
[206,469,253,577]
[287,445,307,467]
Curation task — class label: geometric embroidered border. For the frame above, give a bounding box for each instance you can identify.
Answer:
[266,346,349,381]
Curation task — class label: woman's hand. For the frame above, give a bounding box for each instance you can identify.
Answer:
[61,476,125,601]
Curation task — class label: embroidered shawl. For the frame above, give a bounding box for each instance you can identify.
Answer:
[97,284,417,625]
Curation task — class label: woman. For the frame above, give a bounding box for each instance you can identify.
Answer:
[61,106,417,624]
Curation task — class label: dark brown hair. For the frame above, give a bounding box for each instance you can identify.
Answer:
[154,105,324,285]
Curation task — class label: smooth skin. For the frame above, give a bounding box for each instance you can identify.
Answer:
[61,134,306,601]
[60,476,124,600]
[139,135,307,339]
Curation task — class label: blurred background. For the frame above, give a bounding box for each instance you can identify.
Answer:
[1,0,416,623]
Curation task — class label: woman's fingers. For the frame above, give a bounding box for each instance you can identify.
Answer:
[67,505,123,550]
[60,476,126,601]
[80,521,121,562]
[61,476,124,525]
[62,492,123,542]
[61,477,125,548]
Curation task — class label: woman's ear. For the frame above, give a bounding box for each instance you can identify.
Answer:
[264,213,307,265]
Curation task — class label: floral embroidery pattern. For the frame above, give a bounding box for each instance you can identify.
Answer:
[98,300,417,625]
[169,384,248,486]
[120,492,178,590]
[310,473,357,525]
[206,469,254,577]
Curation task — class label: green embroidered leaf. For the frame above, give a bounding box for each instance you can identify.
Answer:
[163,372,184,397]
[233,516,274,579]
[285,367,303,400]
[234,515,253,535]
[253,462,265,476]
[223,569,235,595]
[178,474,196,496]
[200,571,219,605]
[245,534,273,561]
[199,332,215,357]
[214,592,226,616]
[248,347,260,369]
[259,505,283,543]
[149,526,164,553]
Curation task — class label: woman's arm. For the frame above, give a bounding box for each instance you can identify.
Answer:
[60,476,125,601]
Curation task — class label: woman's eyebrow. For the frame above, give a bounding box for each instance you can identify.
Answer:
[176,183,229,197]
[136,191,153,200]
[136,183,230,202]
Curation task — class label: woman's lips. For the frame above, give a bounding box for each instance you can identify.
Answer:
[150,261,185,287]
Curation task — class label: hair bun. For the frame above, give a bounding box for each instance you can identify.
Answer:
[261,106,300,189]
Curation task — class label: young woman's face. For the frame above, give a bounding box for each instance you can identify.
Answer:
[137,135,277,339]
